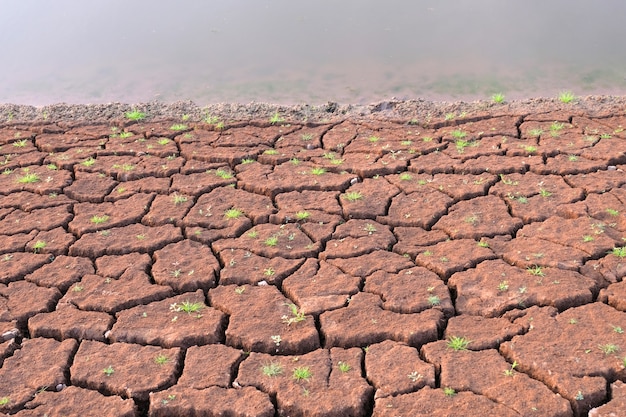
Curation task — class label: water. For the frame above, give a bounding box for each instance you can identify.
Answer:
[1,0,625,105]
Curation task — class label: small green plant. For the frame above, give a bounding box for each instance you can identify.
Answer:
[214,169,233,179]
[0,397,9,406]
[503,361,518,376]
[32,240,47,253]
[90,215,110,224]
[527,265,545,277]
[204,114,219,124]
[599,343,620,355]
[445,113,455,121]
[363,223,377,234]
[568,155,579,162]
[264,267,275,276]
[498,280,509,292]
[154,354,170,365]
[443,387,456,396]
[292,366,312,382]
[234,286,246,294]
[451,129,467,139]
[606,208,620,216]
[550,121,565,132]
[610,247,626,258]
[247,230,259,238]
[295,211,310,220]
[368,136,380,143]
[582,235,594,242]
[157,138,171,145]
[262,362,283,377]
[310,167,326,175]
[282,303,306,325]
[224,208,244,220]
[491,93,505,103]
[428,295,441,306]
[13,139,28,147]
[558,91,576,103]
[172,194,188,205]
[264,236,279,247]
[125,109,146,121]
[269,112,284,125]
[464,214,479,225]
[17,173,39,183]
[338,361,351,372]
[612,325,624,334]
[528,128,543,137]
[477,240,490,248]
[264,149,279,155]
[170,124,188,131]
[301,133,313,141]
[539,188,553,198]
[343,191,364,202]
[103,365,115,377]
[171,301,204,315]
[575,391,584,401]
[447,336,470,351]
[408,371,422,382]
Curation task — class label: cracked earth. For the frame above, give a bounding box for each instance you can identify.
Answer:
[1,108,626,416]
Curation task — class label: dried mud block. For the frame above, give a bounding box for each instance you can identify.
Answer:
[497,236,589,271]
[444,315,524,350]
[365,340,435,399]
[320,220,396,260]
[339,178,399,219]
[68,193,154,236]
[276,124,329,148]
[580,138,626,165]
[109,290,226,348]
[63,172,118,203]
[213,223,321,259]
[0,252,50,284]
[449,259,595,317]
[433,195,523,239]
[209,284,320,354]
[95,252,151,277]
[152,240,219,292]
[170,169,236,196]
[105,177,171,201]
[76,154,184,181]
[421,340,572,417]
[219,249,304,286]
[25,227,76,256]
[517,216,623,258]
[599,280,626,311]
[0,165,72,195]
[564,169,626,194]
[29,303,112,342]
[327,250,414,277]
[377,189,453,228]
[24,255,93,291]
[237,161,353,198]
[69,223,183,257]
[500,303,626,416]
[431,173,498,201]
[183,185,275,227]
[270,209,342,243]
[322,121,358,151]
[0,204,72,235]
[141,193,194,226]
[441,136,505,162]
[556,189,626,231]
[274,190,342,216]
[589,380,626,417]
[319,292,442,348]
[148,386,274,417]
[336,152,410,177]
[373,386,520,417]
[458,154,536,175]
[533,154,606,176]
[0,191,73,212]
[582,252,626,288]
[60,268,173,314]
[181,142,267,165]
[282,259,361,315]
[414,238,497,280]
[0,281,61,327]
[392,226,449,258]
[15,386,136,417]
[237,348,373,417]
[0,338,77,413]
[0,231,37,254]
[364,266,453,317]
[71,340,180,401]
[177,344,243,389]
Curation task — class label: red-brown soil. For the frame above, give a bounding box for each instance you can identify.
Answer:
[0,106,626,417]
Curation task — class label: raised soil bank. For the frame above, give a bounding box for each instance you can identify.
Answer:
[1,96,626,416]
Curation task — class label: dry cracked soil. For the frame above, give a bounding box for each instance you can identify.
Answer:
[1,102,626,417]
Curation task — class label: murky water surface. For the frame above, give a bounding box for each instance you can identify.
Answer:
[1,0,626,105]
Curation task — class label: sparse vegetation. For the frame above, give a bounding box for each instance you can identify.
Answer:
[447,336,470,351]
[282,303,306,325]
[343,191,364,202]
[292,366,312,382]
[90,215,110,224]
[125,109,146,121]
[262,362,283,377]
[558,91,576,103]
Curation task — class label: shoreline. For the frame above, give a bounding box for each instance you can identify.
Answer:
[1,95,625,126]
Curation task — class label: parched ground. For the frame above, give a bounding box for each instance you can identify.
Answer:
[1,100,626,416]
